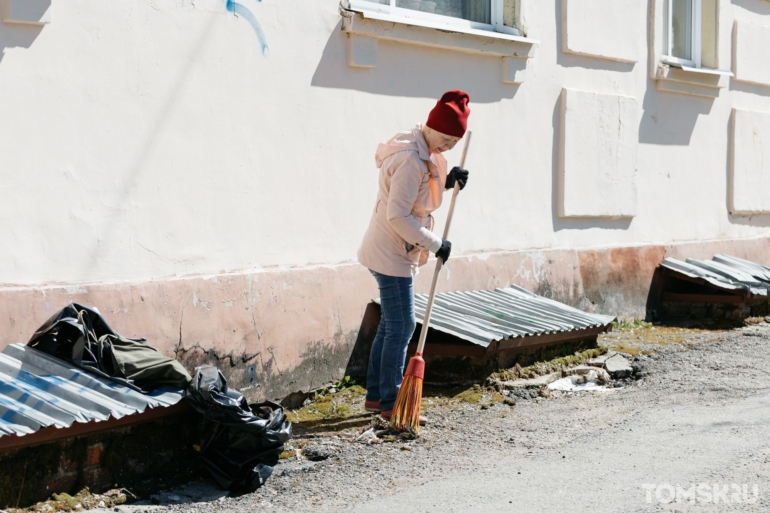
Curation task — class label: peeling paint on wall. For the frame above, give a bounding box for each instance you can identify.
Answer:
[2,239,770,402]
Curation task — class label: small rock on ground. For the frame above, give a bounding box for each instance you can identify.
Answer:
[586,350,617,367]
[302,444,337,461]
[604,353,633,378]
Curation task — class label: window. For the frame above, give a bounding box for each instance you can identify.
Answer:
[653,0,730,98]
[662,0,702,67]
[348,0,521,37]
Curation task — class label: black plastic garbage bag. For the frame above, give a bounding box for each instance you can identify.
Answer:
[28,302,191,393]
[185,365,293,492]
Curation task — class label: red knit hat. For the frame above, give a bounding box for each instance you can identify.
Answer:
[426,90,471,138]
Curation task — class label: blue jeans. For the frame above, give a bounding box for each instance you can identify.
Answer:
[366,270,416,411]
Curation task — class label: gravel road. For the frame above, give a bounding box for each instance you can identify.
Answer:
[108,323,770,513]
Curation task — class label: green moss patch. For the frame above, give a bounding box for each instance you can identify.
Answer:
[452,385,484,404]
[286,382,367,425]
[490,346,608,382]
[6,487,130,513]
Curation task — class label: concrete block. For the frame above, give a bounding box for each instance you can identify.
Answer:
[564,365,611,384]
[1,0,51,25]
[347,34,377,68]
[733,20,770,87]
[565,364,602,375]
[559,88,638,218]
[586,350,617,367]
[502,57,527,84]
[730,109,770,215]
[605,353,633,378]
[500,372,560,390]
[562,0,641,63]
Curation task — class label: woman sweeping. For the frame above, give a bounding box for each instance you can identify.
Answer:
[357,90,471,423]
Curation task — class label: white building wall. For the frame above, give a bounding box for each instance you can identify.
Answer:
[2,0,770,398]
[0,0,769,286]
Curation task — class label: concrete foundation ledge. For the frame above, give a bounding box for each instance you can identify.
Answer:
[1,237,769,403]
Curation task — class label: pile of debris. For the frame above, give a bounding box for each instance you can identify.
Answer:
[487,350,649,400]
[356,417,417,445]
[3,487,131,513]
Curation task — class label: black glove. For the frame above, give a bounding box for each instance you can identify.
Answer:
[445,167,469,190]
[435,239,452,263]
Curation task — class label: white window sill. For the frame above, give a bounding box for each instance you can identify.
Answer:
[349,8,536,44]
[660,58,734,77]
[341,8,538,84]
[1,0,51,25]
[343,10,540,58]
[655,61,732,99]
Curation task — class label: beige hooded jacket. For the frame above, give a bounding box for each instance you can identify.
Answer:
[357,125,448,278]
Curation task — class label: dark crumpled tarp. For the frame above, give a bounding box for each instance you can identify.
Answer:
[28,302,191,393]
[185,365,293,492]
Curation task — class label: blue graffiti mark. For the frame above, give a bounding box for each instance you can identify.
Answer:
[226,0,269,56]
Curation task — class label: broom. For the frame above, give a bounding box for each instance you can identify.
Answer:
[390,131,472,433]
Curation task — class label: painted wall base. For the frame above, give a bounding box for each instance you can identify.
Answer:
[2,237,769,402]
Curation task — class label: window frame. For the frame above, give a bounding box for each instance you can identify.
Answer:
[662,0,702,68]
[347,0,520,37]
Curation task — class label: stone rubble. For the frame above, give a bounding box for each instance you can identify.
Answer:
[499,372,561,390]
[604,353,634,379]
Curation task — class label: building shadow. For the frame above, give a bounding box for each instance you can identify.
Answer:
[644,266,665,321]
[0,22,44,65]
[731,0,770,15]
[343,302,380,381]
[729,80,770,97]
[549,96,634,233]
[310,19,520,103]
[727,214,770,227]
[637,83,715,146]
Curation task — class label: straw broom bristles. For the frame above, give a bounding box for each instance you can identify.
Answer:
[390,356,425,433]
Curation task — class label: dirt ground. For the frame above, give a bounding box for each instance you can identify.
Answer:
[19,321,770,513]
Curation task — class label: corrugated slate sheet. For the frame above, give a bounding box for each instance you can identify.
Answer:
[661,254,770,297]
[380,285,615,348]
[0,343,184,439]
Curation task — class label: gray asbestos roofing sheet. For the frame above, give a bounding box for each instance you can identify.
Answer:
[0,343,184,439]
[661,254,770,297]
[378,285,615,348]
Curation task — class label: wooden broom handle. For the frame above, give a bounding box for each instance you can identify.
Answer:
[415,131,472,355]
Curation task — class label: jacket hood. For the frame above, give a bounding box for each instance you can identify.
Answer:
[375,125,431,168]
